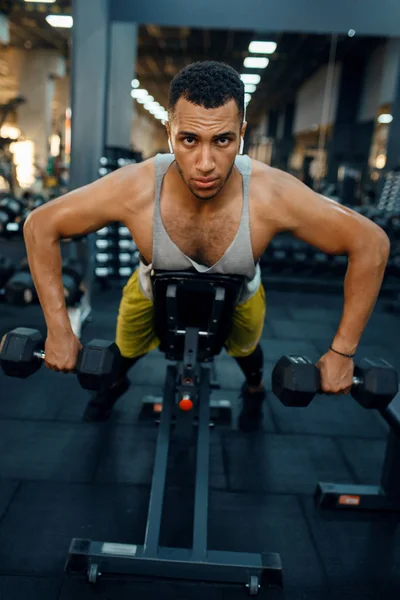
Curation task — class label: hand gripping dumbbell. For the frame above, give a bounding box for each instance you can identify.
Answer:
[272,355,399,409]
[0,328,121,391]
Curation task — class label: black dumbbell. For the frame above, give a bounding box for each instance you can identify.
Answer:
[5,259,84,307]
[0,256,15,289]
[4,262,37,306]
[62,259,84,306]
[263,238,292,273]
[0,196,25,237]
[272,354,398,409]
[330,255,348,276]
[96,252,118,265]
[311,249,332,275]
[290,240,313,274]
[0,327,121,391]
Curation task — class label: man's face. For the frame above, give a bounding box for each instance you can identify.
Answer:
[166,97,246,201]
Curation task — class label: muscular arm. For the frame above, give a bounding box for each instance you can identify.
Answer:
[269,169,390,354]
[23,161,150,336]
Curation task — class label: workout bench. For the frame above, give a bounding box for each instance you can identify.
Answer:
[65,270,283,595]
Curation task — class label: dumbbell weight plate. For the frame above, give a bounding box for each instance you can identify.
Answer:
[0,328,44,378]
[62,259,84,306]
[75,339,121,390]
[0,210,9,235]
[0,197,23,219]
[0,256,15,288]
[353,358,398,409]
[271,355,320,407]
[5,270,37,306]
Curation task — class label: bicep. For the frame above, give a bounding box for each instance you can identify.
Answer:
[277,173,387,255]
[24,165,135,239]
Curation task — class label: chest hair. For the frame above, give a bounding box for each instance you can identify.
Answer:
[162,206,241,267]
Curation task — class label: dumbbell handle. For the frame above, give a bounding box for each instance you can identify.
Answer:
[33,350,79,363]
[316,375,362,394]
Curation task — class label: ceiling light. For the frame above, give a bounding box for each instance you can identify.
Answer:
[240,74,261,85]
[244,57,269,69]
[0,125,20,140]
[131,88,148,99]
[131,79,140,88]
[25,0,55,3]
[348,29,356,37]
[248,41,277,54]
[244,84,257,93]
[244,94,252,104]
[137,95,154,104]
[378,113,393,124]
[46,15,73,28]
[376,154,386,169]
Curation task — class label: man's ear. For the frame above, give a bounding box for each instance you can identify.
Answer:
[165,122,173,153]
[239,121,247,154]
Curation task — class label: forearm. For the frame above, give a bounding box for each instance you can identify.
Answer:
[23,219,73,335]
[332,242,390,354]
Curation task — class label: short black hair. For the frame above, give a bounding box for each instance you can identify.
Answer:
[168,61,245,123]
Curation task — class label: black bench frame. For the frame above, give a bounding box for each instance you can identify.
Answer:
[65,270,283,595]
[315,392,400,511]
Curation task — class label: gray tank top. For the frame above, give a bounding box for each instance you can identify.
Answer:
[138,153,261,304]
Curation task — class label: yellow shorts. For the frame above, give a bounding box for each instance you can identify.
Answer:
[116,269,266,359]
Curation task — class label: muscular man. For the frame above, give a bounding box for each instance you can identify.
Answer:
[23,61,390,430]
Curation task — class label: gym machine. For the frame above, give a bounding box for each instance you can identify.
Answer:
[65,270,283,595]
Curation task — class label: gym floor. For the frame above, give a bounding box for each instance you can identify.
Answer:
[0,285,399,600]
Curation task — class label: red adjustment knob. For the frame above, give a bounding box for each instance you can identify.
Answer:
[179,396,193,411]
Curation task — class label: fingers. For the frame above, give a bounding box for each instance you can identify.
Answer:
[320,385,352,395]
[44,362,75,374]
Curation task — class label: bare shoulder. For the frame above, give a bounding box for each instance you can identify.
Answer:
[118,156,155,214]
[249,158,293,195]
[248,159,295,228]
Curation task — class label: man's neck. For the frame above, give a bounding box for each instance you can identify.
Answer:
[169,162,240,214]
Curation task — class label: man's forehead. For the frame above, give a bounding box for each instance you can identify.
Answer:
[173,97,240,122]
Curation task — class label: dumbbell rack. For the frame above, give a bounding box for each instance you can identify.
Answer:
[0,195,26,239]
[95,154,140,286]
[316,391,400,511]
[380,171,400,312]
[94,225,140,285]
[260,169,400,296]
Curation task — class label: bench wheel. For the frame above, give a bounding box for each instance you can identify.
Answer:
[247,574,260,596]
[88,563,100,584]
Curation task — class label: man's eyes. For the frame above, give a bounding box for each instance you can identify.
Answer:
[183,137,231,144]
